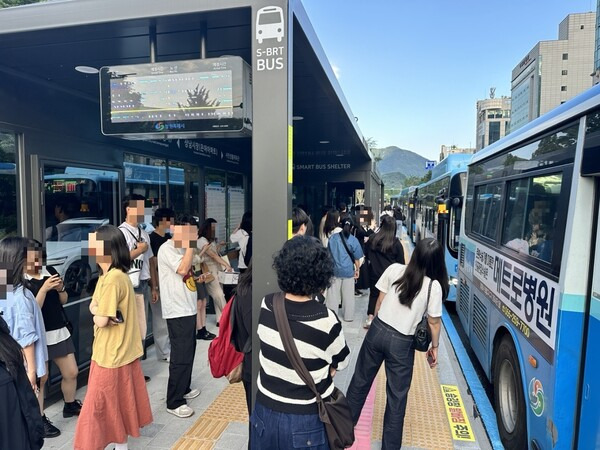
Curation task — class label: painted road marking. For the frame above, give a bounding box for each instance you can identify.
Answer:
[440,384,475,442]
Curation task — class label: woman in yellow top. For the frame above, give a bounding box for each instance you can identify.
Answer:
[74,225,153,450]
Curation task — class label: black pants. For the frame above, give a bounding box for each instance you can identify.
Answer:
[346,316,415,450]
[166,314,196,410]
[367,276,380,315]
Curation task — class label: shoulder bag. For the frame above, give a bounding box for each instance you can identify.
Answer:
[413,279,433,352]
[272,292,355,449]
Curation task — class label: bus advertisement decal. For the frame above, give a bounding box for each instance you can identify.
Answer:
[528,378,545,417]
[440,385,475,441]
[472,244,558,362]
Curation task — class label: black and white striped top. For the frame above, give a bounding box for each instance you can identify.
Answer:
[256,293,351,414]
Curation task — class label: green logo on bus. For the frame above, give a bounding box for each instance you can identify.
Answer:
[529,378,545,417]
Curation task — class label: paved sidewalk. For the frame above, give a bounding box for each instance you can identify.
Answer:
[42,235,493,449]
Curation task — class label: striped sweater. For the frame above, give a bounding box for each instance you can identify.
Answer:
[256,293,351,414]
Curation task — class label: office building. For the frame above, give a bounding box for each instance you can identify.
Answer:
[510,12,595,131]
[475,96,511,151]
[593,0,600,84]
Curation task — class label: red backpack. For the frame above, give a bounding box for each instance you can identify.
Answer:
[208,296,244,383]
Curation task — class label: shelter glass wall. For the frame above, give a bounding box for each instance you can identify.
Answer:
[0,131,17,239]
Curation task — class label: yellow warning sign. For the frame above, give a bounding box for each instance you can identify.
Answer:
[440,384,475,441]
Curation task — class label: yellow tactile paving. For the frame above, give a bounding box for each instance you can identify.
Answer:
[372,355,454,449]
[172,382,248,450]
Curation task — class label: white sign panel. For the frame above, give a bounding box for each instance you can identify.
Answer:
[205,184,227,244]
[472,243,558,361]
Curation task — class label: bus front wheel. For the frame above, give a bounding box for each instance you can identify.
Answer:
[493,336,527,450]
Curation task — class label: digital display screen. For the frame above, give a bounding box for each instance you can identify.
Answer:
[100,57,250,137]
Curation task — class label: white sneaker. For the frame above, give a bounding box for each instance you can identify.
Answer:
[183,388,201,400]
[167,404,194,418]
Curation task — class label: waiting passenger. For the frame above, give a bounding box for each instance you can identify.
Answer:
[197,218,233,325]
[0,314,44,450]
[119,194,156,382]
[157,217,202,419]
[346,238,448,449]
[364,215,405,329]
[230,210,252,273]
[0,237,58,438]
[326,217,364,322]
[74,225,153,450]
[148,208,174,361]
[23,240,82,421]
[251,236,350,449]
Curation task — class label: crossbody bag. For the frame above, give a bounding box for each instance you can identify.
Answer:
[413,279,433,352]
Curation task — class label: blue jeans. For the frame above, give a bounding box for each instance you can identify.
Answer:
[250,401,329,449]
[346,316,415,450]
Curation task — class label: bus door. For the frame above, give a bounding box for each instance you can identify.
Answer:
[577,181,600,448]
[41,161,121,386]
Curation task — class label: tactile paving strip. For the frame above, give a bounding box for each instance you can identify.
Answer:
[372,354,454,449]
[172,382,248,450]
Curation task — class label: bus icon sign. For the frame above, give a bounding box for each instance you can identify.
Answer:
[256,6,284,44]
[425,160,436,170]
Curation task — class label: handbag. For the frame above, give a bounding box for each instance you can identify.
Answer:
[273,292,355,449]
[413,280,433,352]
[199,262,215,284]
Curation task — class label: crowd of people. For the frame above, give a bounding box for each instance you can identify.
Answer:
[0,196,447,450]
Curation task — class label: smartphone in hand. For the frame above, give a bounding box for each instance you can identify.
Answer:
[113,310,124,323]
[427,352,435,368]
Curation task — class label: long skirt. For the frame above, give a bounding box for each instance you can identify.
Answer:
[73,359,153,450]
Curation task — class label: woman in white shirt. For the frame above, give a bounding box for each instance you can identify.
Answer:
[229,211,252,273]
[197,218,232,324]
[346,238,449,450]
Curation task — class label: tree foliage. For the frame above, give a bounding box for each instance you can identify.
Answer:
[402,170,431,188]
[0,0,45,8]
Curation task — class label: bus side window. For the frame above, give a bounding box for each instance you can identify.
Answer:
[502,174,562,263]
[471,183,502,240]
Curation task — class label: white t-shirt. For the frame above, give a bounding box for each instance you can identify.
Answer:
[157,240,198,319]
[230,229,250,269]
[375,263,443,335]
[119,222,153,281]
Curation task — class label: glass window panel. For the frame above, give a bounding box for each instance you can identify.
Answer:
[502,174,562,263]
[471,183,502,240]
[43,163,120,373]
[168,162,200,219]
[124,154,167,211]
[205,168,227,244]
[0,131,17,239]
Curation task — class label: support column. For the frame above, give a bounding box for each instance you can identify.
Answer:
[251,0,293,408]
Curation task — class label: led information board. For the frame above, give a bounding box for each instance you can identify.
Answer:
[100,57,251,138]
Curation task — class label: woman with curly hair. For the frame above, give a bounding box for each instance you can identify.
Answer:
[251,236,351,449]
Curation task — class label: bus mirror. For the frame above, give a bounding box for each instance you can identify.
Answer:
[451,197,462,207]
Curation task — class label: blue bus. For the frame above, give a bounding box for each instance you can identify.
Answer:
[412,154,471,301]
[457,85,600,449]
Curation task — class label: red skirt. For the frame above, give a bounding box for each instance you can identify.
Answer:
[74,359,153,450]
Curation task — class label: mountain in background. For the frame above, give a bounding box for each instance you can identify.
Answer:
[375,146,428,190]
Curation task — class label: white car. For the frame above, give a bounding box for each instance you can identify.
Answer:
[46,218,109,296]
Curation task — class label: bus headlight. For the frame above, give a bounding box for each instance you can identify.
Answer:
[449,276,459,286]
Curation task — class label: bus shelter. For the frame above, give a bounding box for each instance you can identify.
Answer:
[0,0,381,398]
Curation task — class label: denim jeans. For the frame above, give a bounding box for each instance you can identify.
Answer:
[250,401,329,449]
[346,316,415,450]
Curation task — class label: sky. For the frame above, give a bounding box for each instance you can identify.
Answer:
[302,0,596,161]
